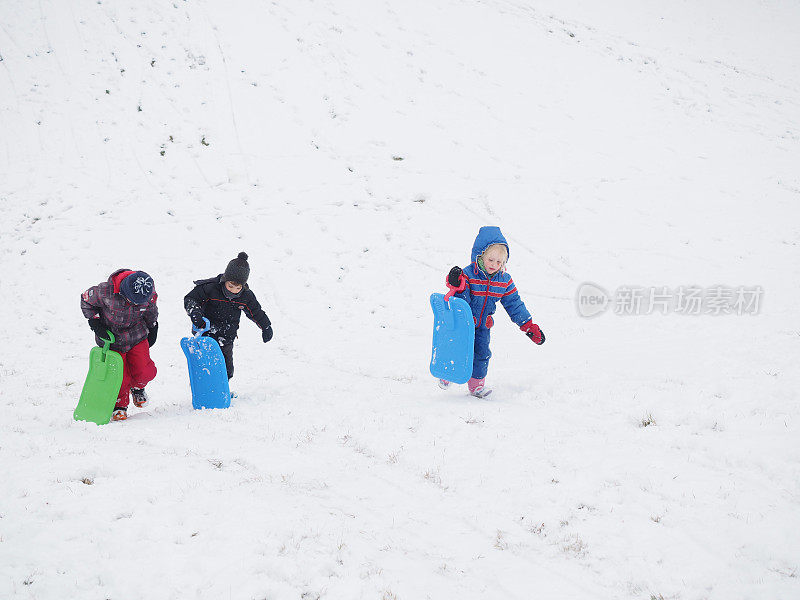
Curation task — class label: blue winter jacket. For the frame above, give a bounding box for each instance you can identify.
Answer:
[454,226,532,330]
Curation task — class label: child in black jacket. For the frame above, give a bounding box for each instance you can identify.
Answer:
[184,252,273,380]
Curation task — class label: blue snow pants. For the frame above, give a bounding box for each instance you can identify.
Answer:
[472,327,492,379]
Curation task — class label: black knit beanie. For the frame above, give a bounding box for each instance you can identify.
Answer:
[223,252,250,284]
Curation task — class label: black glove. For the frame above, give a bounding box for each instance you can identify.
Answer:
[190,312,205,329]
[147,322,158,347]
[262,326,273,343]
[447,266,463,287]
[88,319,110,339]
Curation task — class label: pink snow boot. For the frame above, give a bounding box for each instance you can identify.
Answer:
[468,377,492,398]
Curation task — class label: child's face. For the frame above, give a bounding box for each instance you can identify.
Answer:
[225,281,243,294]
[482,247,506,274]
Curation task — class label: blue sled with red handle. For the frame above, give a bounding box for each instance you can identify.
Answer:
[429,287,475,385]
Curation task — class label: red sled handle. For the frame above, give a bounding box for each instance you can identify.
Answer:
[443,273,467,302]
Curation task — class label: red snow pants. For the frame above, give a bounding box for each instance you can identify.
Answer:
[116,339,157,407]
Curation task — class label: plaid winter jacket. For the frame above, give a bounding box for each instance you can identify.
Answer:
[81,269,159,353]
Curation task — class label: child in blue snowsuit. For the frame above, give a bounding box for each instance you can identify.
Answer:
[442,226,545,397]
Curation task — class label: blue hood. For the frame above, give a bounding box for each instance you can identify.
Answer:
[470,226,510,265]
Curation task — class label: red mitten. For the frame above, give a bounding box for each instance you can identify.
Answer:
[520,320,545,345]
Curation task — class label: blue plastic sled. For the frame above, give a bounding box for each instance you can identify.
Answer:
[180,318,231,410]
[429,292,475,384]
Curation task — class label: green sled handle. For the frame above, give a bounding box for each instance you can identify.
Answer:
[99,330,116,355]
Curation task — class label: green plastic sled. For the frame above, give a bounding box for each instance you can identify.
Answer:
[73,332,124,425]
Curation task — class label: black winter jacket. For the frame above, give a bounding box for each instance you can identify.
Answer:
[184,275,271,344]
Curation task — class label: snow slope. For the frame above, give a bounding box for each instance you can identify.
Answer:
[1,1,799,598]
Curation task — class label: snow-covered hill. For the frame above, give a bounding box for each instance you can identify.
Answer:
[1,1,799,598]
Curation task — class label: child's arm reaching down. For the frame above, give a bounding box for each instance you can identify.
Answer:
[500,281,545,345]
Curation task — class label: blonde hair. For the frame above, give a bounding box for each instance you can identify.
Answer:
[483,243,508,263]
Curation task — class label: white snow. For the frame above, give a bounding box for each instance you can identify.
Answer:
[1,1,799,598]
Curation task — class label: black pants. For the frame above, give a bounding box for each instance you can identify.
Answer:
[219,342,234,379]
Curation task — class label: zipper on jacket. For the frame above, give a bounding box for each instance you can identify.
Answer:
[477,269,494,328]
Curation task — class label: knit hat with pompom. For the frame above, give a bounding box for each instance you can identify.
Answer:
[223,252,250,284]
